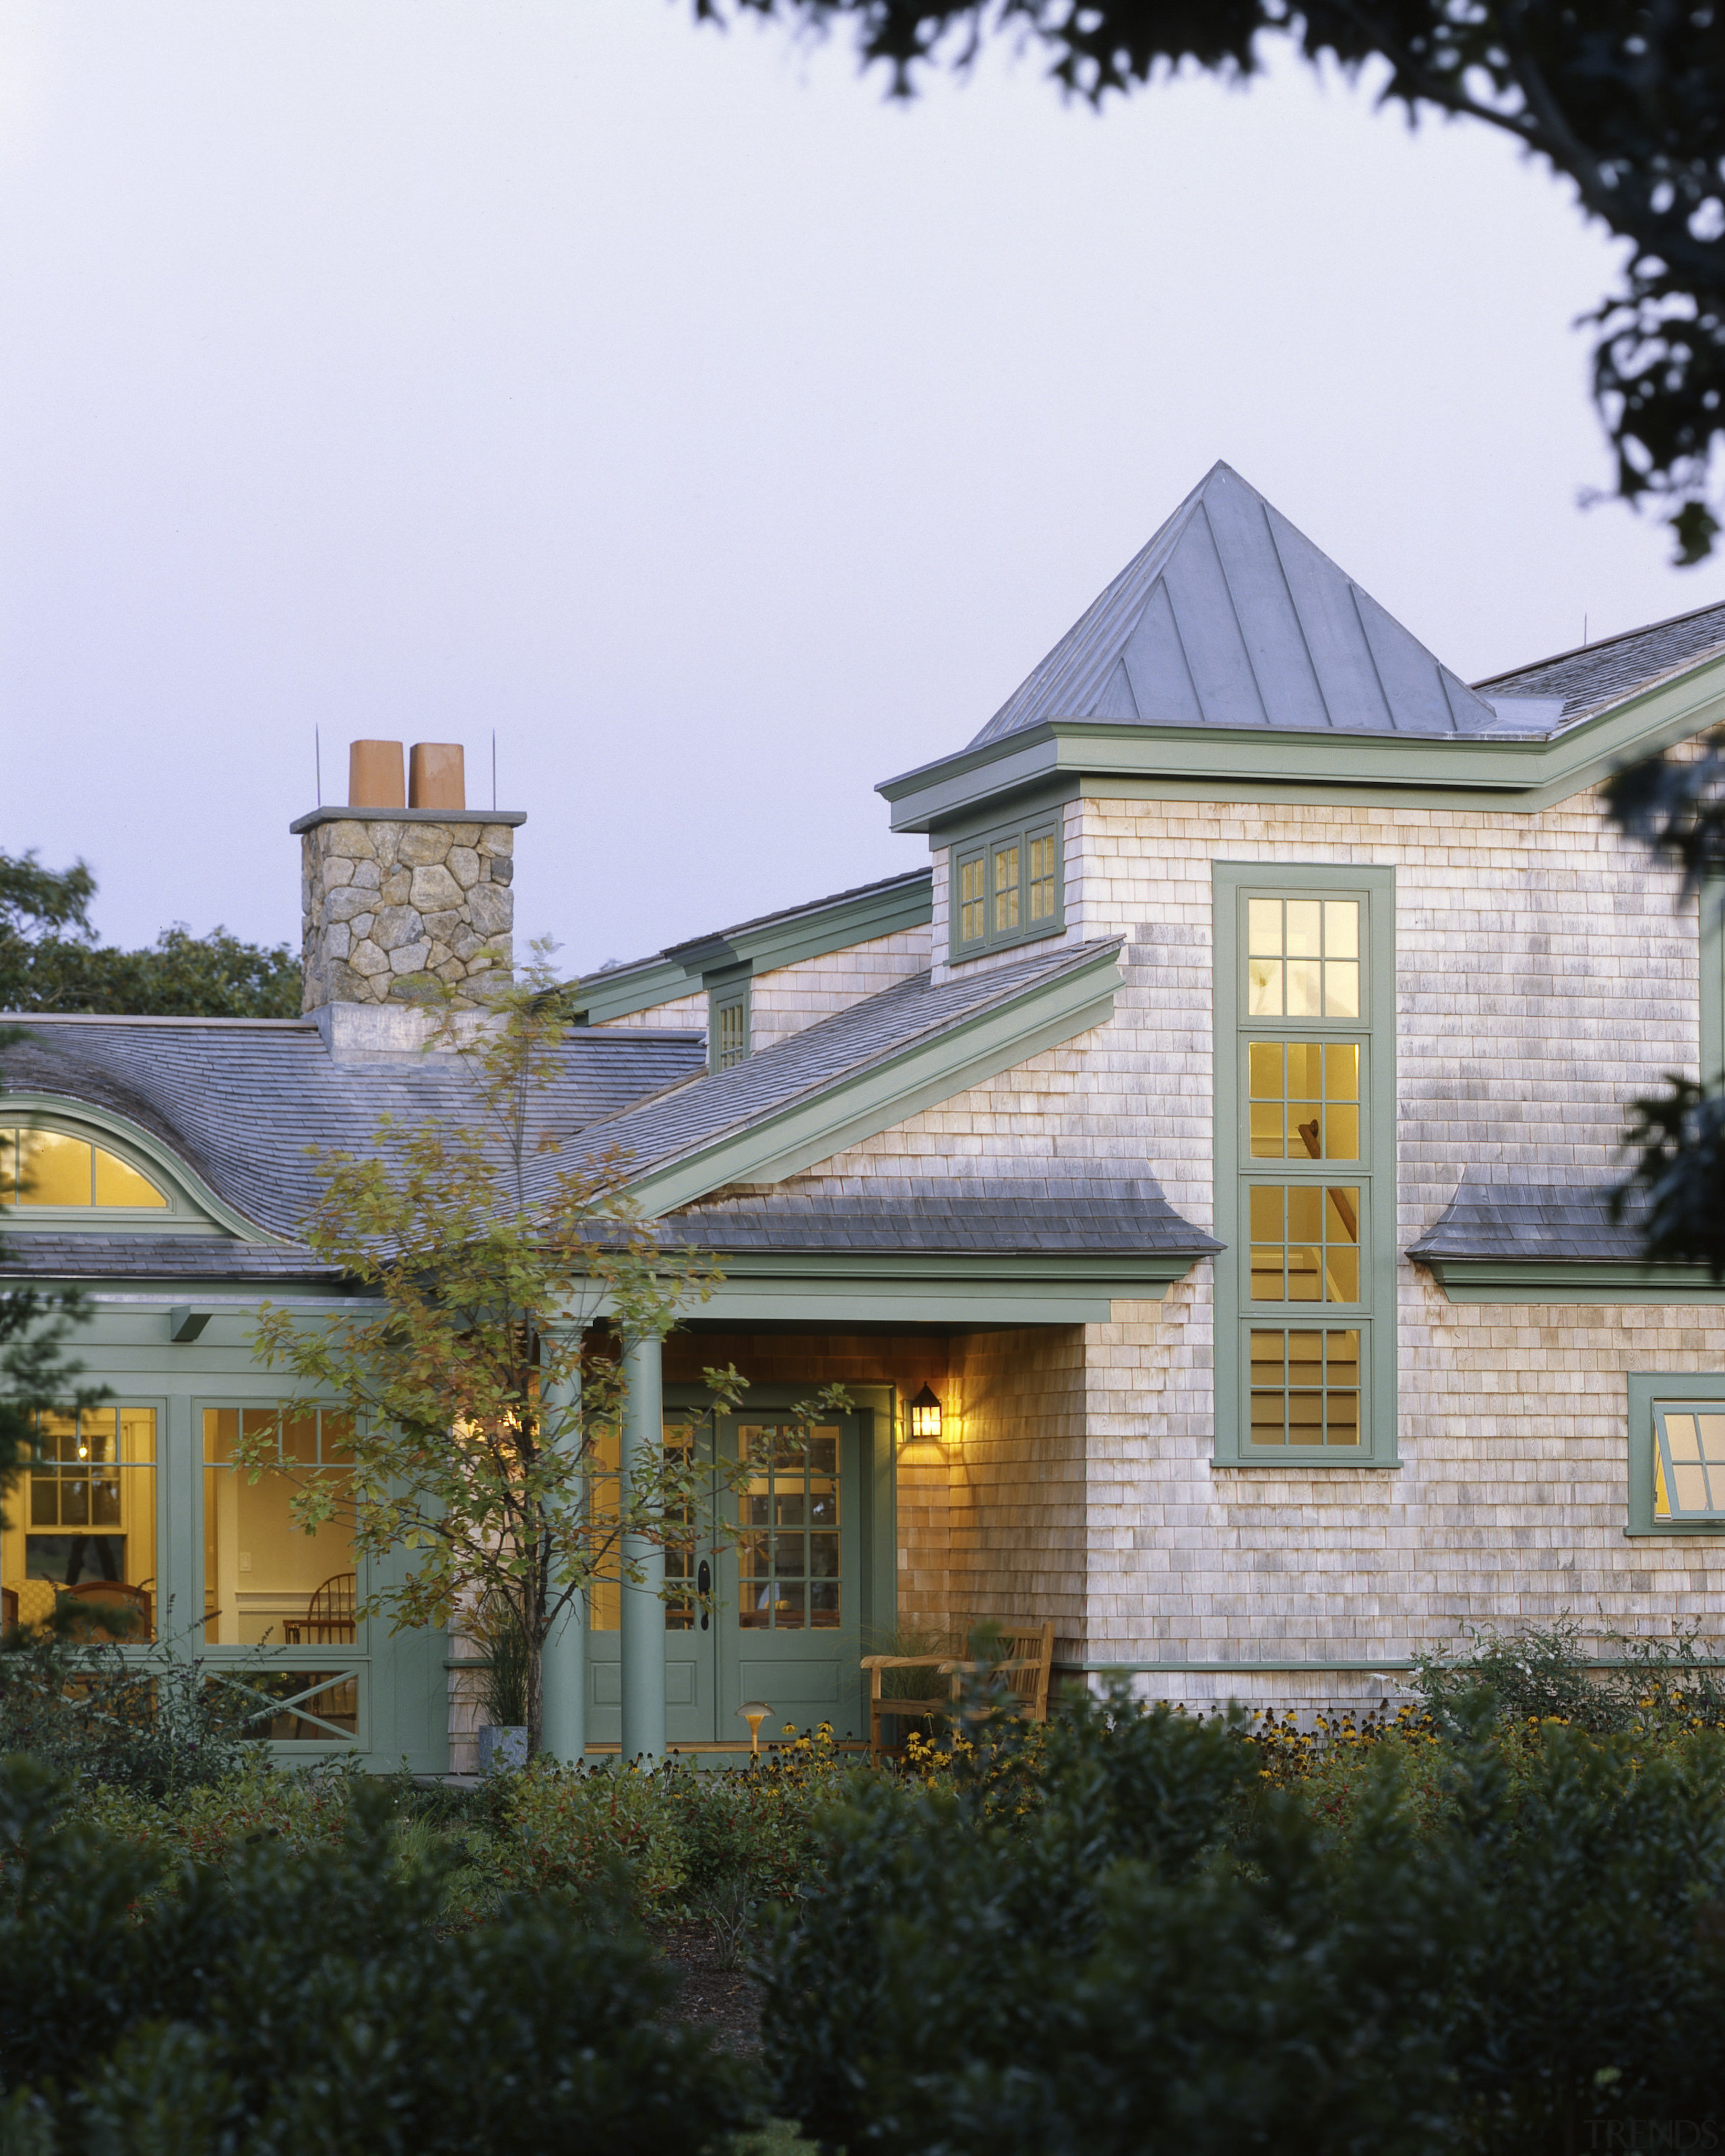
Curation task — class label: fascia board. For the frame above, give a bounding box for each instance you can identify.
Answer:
[880,654,1725,830]
[664,875,935,984]
[622,950,1122,1216]
[573,958,695,1025]
[0,1089,276,1244]
[686,1281,1124,1322]
[701,1250,1200,1283]
[1421,1257,1725,1304]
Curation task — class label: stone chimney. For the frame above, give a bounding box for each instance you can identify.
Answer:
[290,738,525,1043]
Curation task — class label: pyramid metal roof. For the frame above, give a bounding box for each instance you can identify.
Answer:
[970,462,1524,746]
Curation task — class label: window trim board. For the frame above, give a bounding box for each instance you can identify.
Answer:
[949,812,1065,961]
[1626,1371,1725,1535]
[1212,862,1399,1468]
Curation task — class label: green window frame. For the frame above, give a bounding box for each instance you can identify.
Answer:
[708,976,751,1075]
[1627,1372,1725,1535]
[951,815,1063,960]
[1213,862,1398,1467]
[1702,879,1725,1087]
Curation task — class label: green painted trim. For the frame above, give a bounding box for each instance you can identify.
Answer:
[573,958,695,1026]
[705,1251,1196,1285]
[689,1251,1197,1321]
[0,1091,274,1242]
[1627,1371,1725,1534]
[1078,1658,1416,1674]
[1422,1258,1725,1303]
[623,943,1122,1215]
[878,653,1725,831]
[949,810,1065,962]
[708,974,751,1076]
[577,874,935,1025]
[929,780,1079,854]
[1075,1653,1725,1672]
[1703,880,1724,1089]
[666,872,933,981]
[1212,864,1399,1468]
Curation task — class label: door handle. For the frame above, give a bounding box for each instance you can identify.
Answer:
[697,1558,711,1630]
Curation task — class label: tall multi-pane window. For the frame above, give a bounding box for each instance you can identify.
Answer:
[1214,868,1395,1465]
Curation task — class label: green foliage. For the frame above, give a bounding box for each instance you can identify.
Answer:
[709,0,1725,563]
[0,1622,255,1799]
[0,1755,754,2155]
[1412,1615,1725,1737]
[0,843,297,1017]
[247,946,743,1754]
[1,925,302,1019]
[471,1593,532,1729]
[759,1681,1725,2155]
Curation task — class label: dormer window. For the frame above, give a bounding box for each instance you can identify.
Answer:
[3,1129,168,1209]
[951,814,1063,959]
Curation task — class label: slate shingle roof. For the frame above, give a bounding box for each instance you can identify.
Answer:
[0,1234,342,1280]
[582,868,932,995]
[666,1176,1220,1258]
[0,1017,707,1243]
[1408,1180,1644,1263]
[1475,599,1725,725]
[550,940,1123,1202]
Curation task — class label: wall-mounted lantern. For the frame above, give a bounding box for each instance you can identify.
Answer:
[908,1384,943,1443]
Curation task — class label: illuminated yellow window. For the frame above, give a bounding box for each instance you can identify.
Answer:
[1,1407,157,1636]
[1249,1329,1361,1447]
[1028,835,1058,922]
[1248,1041,1360,1161]
[203,1408,355,1650]
[1246,898,1360,1019]
[1248,1184,1360,1303]
[959,857,987,945]
[737,1422,840,1632]
[1654,1406,1725,1519]
[992,844,1020,935]
[3,1129,166,1208]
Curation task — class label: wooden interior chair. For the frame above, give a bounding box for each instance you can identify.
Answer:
[61,1579,152,1638]
[285,1572,357,1646]
[862,1622,1057,1761]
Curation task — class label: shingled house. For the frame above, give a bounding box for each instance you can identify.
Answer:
[7,460,1725,1768]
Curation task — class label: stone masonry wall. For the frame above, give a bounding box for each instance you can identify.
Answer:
[300,817,514,1011]
[769,784,1725,1690]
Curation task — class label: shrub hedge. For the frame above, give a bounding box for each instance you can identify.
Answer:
[759,1684,1725,2155]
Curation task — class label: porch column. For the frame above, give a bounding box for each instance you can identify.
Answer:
[619,1331,666,1761]
[538,1361,586,1765]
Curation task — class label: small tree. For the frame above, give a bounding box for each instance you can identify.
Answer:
[247,951,834,1753]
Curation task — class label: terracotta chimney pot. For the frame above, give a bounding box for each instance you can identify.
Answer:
[348,740,406,809]
[409,742,466,812]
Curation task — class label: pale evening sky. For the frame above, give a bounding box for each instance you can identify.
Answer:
[1,3,1716,975]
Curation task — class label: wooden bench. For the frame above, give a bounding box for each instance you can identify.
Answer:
[862,1622,1055,1762]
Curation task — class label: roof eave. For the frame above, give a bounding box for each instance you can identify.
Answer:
[878,649,1725,831]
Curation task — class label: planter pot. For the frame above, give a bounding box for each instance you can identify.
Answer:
[478,1723,528,1774]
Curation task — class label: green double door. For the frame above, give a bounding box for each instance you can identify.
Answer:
[586,1401,869,1748]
